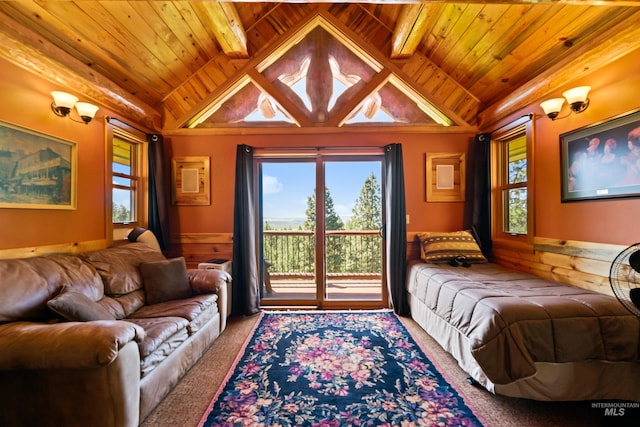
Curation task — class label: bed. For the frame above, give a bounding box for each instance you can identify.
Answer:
[406,232,640,402]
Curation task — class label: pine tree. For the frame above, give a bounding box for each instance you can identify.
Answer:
[304,187,344,230]
[304,187,344,273]
[347,173,382,273]
[347,172,381,230]
[112,203,130,222]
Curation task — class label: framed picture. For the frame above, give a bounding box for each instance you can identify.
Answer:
[171,156,210,205]
[425,152,465,202]
[0,121,77,209]
[560,109,640,202]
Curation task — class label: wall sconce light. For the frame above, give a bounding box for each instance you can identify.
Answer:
[51,91,100,124]
[540,86,591,120]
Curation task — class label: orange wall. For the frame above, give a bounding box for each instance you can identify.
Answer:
[165,132,473,237]
[487,49,640,245]
[0,59,113,250]
[2,46,640,251]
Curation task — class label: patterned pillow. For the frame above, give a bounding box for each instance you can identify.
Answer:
[417,230,487,264]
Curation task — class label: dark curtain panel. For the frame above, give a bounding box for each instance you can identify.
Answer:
[232,145,261,316]
[147,134,170,251]
[384,143,409,315]
[465,133,492,259]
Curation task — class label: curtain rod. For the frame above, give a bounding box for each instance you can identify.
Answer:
[485,113,533,135]
[106,116,154,136]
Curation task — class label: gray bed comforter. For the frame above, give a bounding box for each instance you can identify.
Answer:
[406,261,640,384]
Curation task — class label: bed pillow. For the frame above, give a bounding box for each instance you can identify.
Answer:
[140,257,192,305]
[417,230,487,264]
[47,286,115,322]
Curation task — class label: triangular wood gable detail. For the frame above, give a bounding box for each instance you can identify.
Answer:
[168,9,474,132]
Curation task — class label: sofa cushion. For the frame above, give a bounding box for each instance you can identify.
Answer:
[111,290,146,318]
[139,257,192,305]
[124,316,189,377]
[47,287,115,322]
[128,294,219,335]
[81,243,166,296]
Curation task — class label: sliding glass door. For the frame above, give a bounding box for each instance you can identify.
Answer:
[259,154,387,309]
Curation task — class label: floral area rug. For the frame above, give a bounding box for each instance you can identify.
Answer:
[199,311,483,426]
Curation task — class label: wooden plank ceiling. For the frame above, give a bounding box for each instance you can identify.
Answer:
[1,1,639,131]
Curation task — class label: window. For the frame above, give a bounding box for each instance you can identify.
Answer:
[187,18,453,129]
[107,123,148,242]
[492,116,534,243]
[112,136,137,223]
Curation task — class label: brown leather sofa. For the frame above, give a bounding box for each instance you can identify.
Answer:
[0,242,230,427]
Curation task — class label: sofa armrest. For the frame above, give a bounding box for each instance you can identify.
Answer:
[188,269,231,331]
[188,268,230,294]
[0,320,145,370]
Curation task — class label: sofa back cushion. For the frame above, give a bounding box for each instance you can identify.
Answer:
[0,255,103,323]
[81,243,166,296]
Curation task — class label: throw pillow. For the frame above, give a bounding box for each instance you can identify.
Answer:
[417,230,487,264]
[139,257,192,305]
[47,286,115,322]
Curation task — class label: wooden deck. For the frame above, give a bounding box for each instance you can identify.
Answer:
[262,279,383,301]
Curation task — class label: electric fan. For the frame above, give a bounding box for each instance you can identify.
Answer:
[609,243,640,317]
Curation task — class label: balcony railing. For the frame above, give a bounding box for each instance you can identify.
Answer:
[263,229,382,279]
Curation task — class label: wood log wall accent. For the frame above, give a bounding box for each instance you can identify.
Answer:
[1,234,624,301]
[493,237,625,297]
[0,239,107,260]
[407,233,624,297]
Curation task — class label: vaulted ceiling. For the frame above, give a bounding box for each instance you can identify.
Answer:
[1,1,639,132]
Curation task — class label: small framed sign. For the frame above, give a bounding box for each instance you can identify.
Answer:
[426,152,465,202]
[171,156,210,205]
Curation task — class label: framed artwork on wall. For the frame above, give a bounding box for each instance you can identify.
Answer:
[171,156,210,205]
[561,109,640,202]
[425,152,465,202]
[0,120,77,210]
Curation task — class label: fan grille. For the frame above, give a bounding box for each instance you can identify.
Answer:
[609,244,640,317]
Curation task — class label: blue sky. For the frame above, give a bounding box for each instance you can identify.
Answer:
[262,161,381,220]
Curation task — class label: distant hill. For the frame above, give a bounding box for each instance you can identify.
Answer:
[264,216,352,230]
[264,218,305,229]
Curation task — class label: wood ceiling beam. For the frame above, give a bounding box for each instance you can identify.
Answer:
[391,4,431,59]
[194,2,248,59]
[247,69,315,127]
[478,10,640,128]
[0,13,160,130]
[328,69,391,127]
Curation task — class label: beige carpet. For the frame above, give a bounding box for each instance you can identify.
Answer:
[141,313,610,427]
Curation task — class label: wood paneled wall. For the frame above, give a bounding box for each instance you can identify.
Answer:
[167,233,233,269]
[1,233,625,301]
